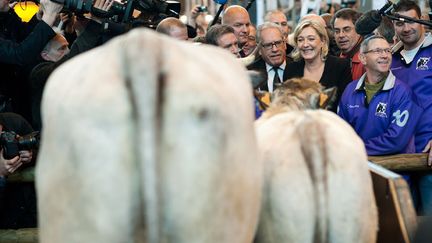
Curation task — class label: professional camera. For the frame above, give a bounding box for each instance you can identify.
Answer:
[197,5,207,13]
[341,0,357,8]
[0,131,39,160]
[50,0,180,25]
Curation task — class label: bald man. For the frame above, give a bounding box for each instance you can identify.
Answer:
[264,10,294,55]
[156,17,188,41]
[222,5,250,55]
[41,34,70,62]
[264,10,289,38]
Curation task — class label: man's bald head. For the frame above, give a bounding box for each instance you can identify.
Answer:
[222,5,250,47]
[156,17,188,41]
[264,10,289,38]
[41,33,69,62]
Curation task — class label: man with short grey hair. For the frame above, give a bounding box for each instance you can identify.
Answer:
[338,35,421,156]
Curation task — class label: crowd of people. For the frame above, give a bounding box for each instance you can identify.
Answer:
[0,0,431,229]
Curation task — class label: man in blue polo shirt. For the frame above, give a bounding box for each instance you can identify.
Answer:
[391,0,432,215]
[338,35,421,155]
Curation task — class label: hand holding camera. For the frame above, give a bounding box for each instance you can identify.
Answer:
[0,131,39,160]
[0,153,21,177]
[191,5,207,19]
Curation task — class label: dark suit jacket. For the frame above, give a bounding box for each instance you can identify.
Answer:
[284,55,352,111]
[30,20,105,131]
[0,21,55,66]
[247,57,291,91]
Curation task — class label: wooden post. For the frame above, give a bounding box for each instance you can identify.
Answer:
[369,163,417,243]
[369,153,431,172]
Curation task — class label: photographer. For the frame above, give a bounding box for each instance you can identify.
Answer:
[0,112,35,229]
[189,5,209,37]
[30,0,114,130]
[0,112,34,176]
[0,0,63,65]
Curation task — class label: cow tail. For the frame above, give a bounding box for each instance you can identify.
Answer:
[297,113,329,243]
[124,49,164,243]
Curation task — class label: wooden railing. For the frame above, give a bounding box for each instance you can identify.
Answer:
[369,153,431,172]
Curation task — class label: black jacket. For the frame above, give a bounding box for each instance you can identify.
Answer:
[0,21,55,66]
[285,55,352,111]
[247,57,292,91]
[30,20,106,130]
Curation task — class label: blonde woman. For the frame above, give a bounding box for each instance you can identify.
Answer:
[285,20,351,111]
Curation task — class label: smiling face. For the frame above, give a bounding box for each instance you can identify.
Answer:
[259,27,286,67]
[393,9,425,50]
[296,26,325,62]
[333,17,361,54]
[360,38,392,75]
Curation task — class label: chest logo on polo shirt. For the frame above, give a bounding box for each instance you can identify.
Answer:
[375,102,387,118]
[416,57,430,70]
[392,110,409,127]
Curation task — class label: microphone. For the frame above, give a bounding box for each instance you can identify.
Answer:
[210,0,227,27]
[355,10,382,35]
[355,0,399,36]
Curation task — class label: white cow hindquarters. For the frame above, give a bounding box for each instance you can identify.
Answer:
[255,110,378,243]
[36,29,262,243]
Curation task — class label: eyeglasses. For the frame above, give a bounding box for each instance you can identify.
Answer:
[363,48,392,55]
[261,40,284,50]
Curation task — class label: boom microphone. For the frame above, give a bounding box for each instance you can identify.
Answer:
[355,10,382,35]
[355,0,399,36]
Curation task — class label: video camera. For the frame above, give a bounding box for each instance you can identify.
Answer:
[28,0,180,32]
[51,0,179,23]
[0,131,39,160]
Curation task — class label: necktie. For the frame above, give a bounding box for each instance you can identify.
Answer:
[272,66,281,91]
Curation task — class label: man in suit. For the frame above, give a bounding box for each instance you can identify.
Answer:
[247,23,289,93]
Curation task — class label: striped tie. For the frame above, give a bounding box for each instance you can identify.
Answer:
[272,66,281,90]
